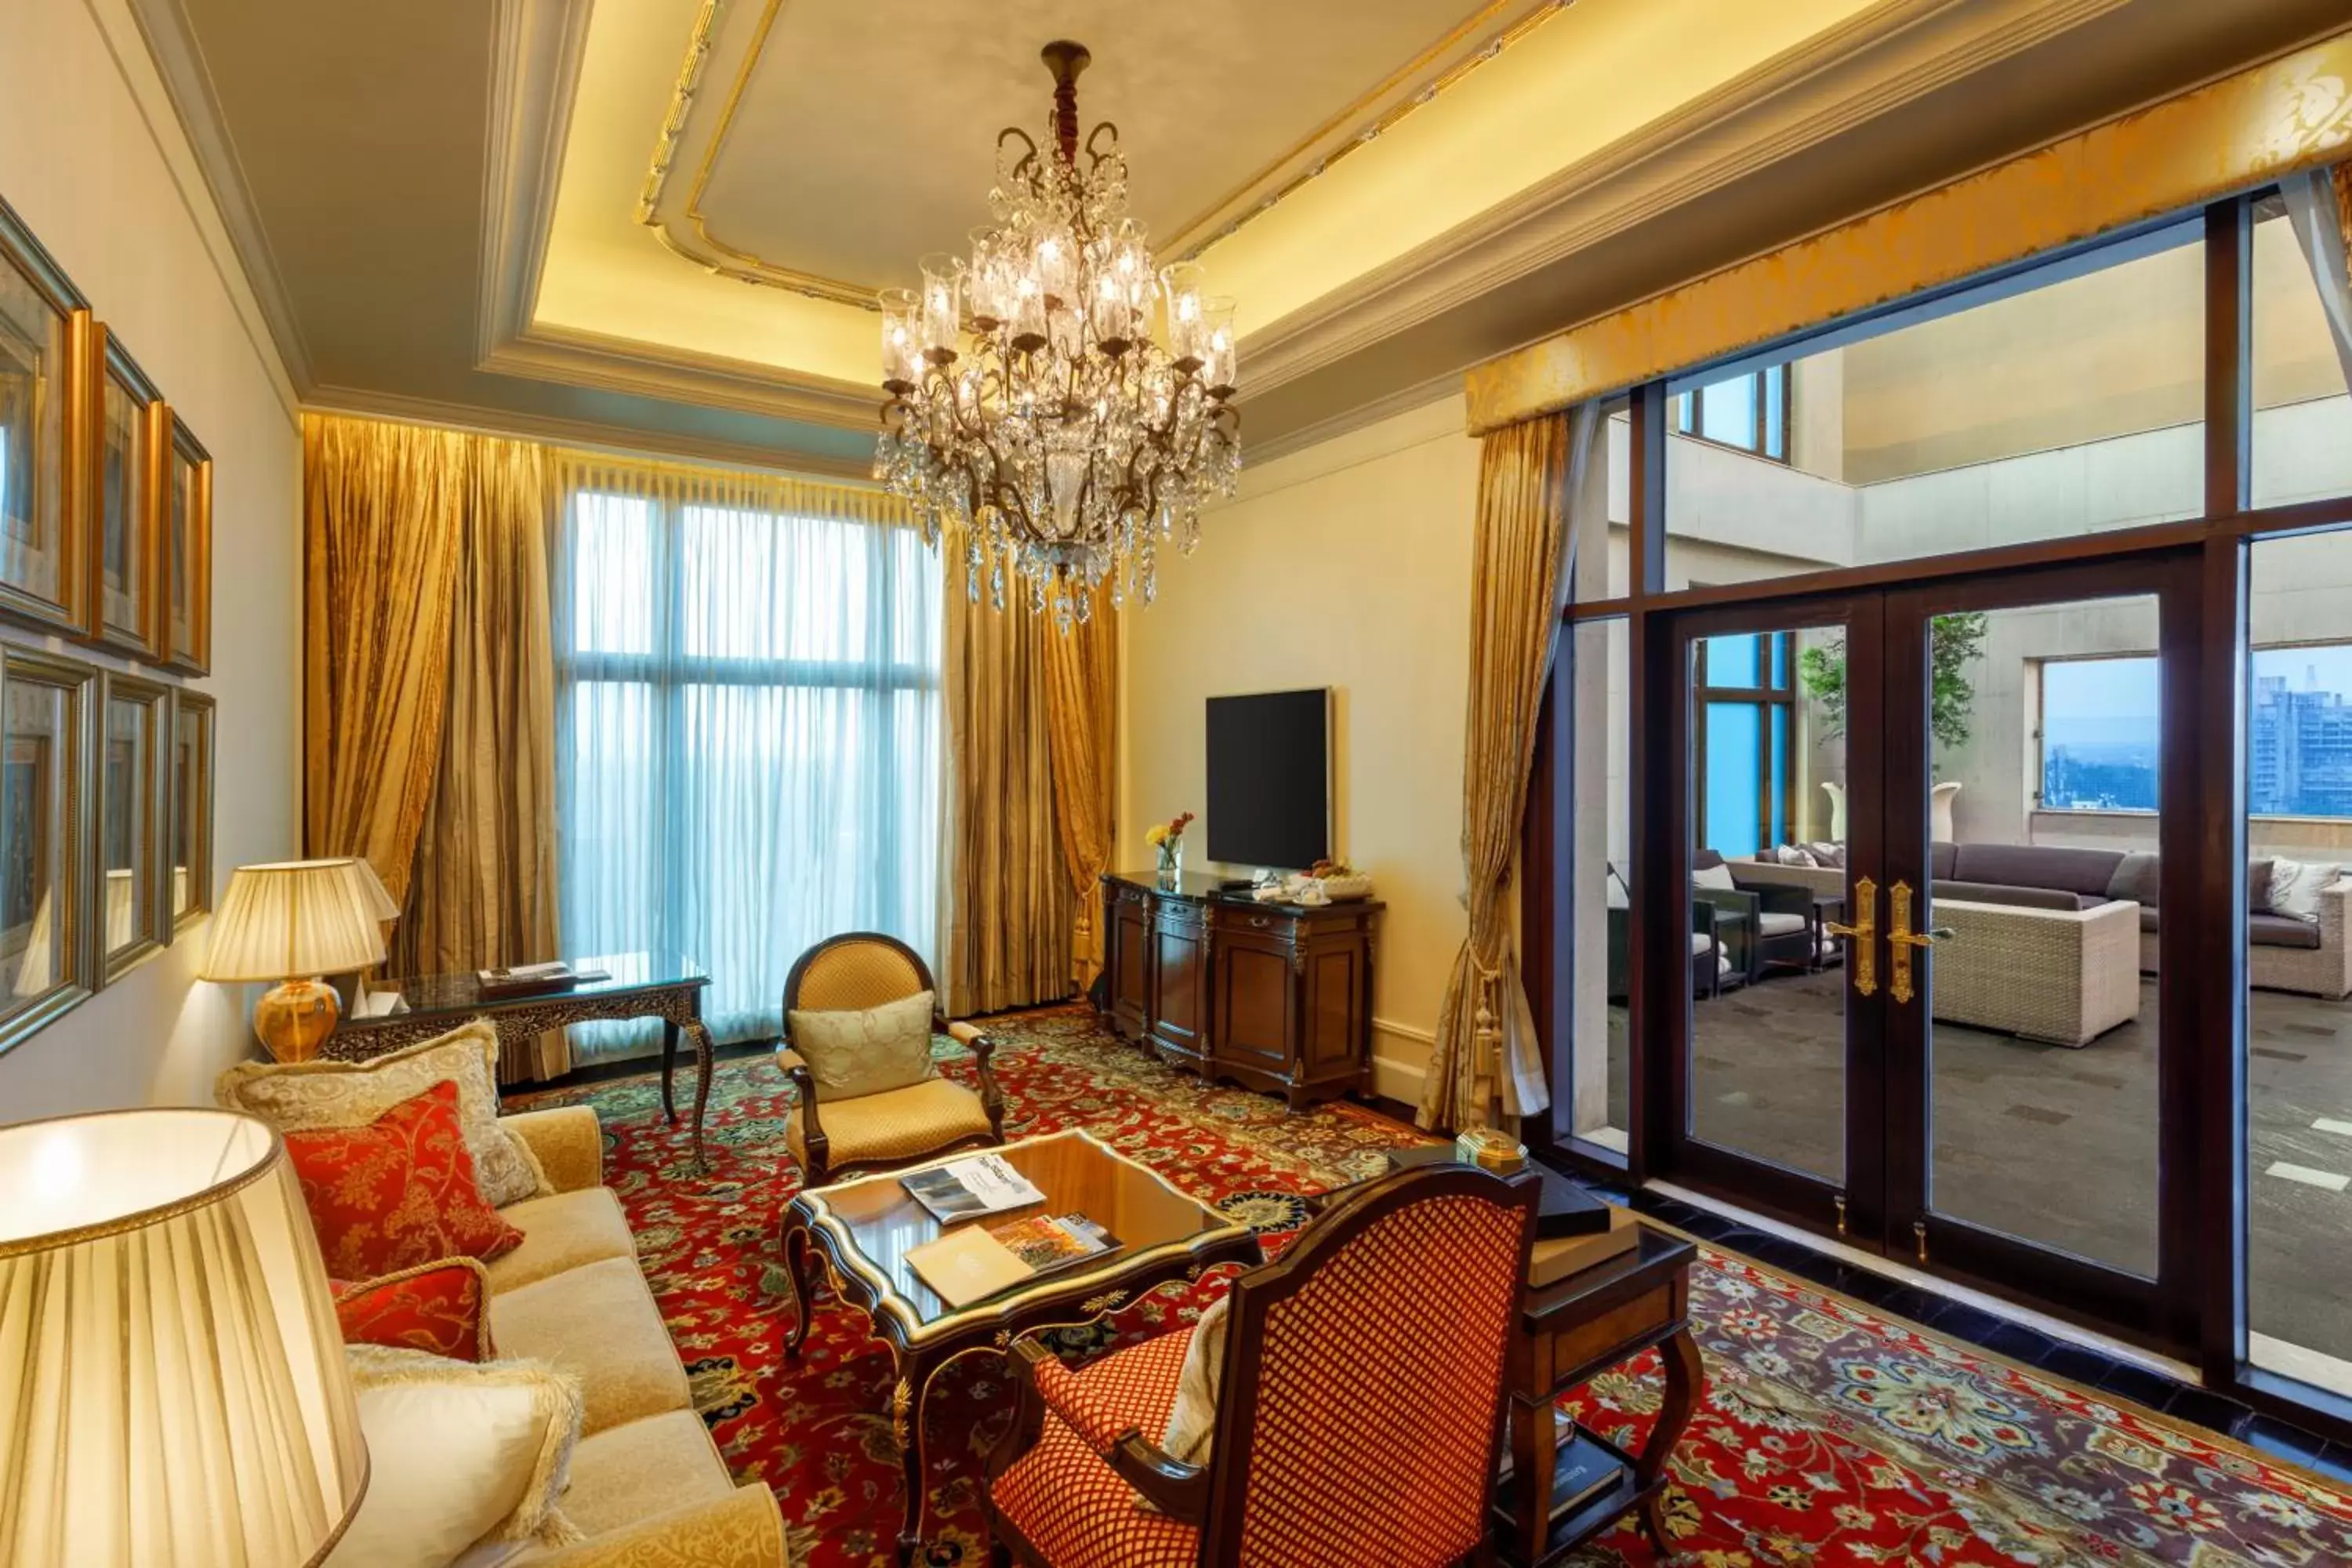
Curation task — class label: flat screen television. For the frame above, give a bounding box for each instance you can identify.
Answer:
[1206,688,1331,870]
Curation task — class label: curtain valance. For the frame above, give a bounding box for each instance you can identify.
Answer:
[1465,30,2352,435]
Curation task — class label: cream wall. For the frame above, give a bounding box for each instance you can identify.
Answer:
[1120,395,1478,1105]
[0,0,301,1118]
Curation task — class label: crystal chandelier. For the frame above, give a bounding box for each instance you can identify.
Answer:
[873,41,1240,627]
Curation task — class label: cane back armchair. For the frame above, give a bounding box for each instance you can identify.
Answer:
[985,1162,1540,1568]
[778,932,1007,1189]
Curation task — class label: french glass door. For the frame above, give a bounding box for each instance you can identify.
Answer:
[1657,553,2203,1348]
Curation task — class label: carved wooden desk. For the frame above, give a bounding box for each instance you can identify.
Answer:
[1496,1226,1703,1565]
[781,1130,1263,1566]
[325,952,716,1167]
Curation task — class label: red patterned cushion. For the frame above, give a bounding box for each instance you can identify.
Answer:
[993,1330,1200,1568]
[285,1080,524,1279]
[332,1258,495,1362]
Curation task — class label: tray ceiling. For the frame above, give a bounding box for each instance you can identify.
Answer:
[641,0,1563,304]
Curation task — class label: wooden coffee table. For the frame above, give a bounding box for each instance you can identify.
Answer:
[780,1129,1264,1566]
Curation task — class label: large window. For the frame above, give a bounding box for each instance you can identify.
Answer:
[1673,365,1789,462]
[2038,645,2352,818]
[555,481,942,1058]
[2037,655,2161,812]
[1693,630,1795,858]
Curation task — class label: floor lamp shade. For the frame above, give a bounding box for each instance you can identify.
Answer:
[0,1109,368,1566]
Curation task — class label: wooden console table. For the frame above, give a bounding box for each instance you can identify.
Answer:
[1098,869,1381,1108]
[1497,1226,1703,1565]
[325,952,716,1168]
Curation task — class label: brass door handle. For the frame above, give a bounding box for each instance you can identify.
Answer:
[1888,882,1952,1004]
[1822,877,1877,996]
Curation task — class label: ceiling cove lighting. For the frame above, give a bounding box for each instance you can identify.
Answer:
[873,41,1240,628]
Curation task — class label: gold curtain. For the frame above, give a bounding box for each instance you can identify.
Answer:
[1042,586,1117,989]
[940,558,1073,1018]
[1420,409,1591,1133]
[394,437,564,1081]
[301,414,466,908]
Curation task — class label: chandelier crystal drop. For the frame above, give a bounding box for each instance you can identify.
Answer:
[873,41,1240,629]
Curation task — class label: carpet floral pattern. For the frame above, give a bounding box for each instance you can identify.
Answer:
[515,1006,2352,1567]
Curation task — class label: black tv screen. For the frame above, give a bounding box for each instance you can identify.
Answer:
[1206,689,1331,870]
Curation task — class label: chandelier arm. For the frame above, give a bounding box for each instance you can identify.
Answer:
[997,127,1039,187]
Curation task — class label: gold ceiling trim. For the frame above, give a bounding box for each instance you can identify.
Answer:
[633,0,1574,305]
[1166,0,1573,262]
[1465,29,2352,434]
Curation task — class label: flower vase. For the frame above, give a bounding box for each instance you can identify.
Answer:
[1156,838,1184,887]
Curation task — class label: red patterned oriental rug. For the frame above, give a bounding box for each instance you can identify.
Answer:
[514,1005,2352,1567]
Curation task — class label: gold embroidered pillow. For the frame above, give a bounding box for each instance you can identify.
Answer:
[788,989,939,1100]
[216,1018,550,1208]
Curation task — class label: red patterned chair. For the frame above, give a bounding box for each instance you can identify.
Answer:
[984,1162,1540,1568]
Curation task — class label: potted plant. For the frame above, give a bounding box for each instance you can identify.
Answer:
[1797,612,1988,765]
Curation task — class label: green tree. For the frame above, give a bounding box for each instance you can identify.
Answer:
[1797,611,1988,756]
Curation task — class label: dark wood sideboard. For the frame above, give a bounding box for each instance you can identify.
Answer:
[1098,869,1383,1109]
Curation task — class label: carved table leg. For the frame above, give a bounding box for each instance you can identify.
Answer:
[782,1215,814,1356]
[1638,1327,1704,1548]
[894,1352,933,1567]
[660,1018,681,1124]
[686,1019,714,1171]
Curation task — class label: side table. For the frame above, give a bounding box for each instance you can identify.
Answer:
[1496,1226,1704,1565]
[325,952,717,1169]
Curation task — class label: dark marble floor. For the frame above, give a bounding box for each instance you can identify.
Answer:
[1561,1167,2352,1486]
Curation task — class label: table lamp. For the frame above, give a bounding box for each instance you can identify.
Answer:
[201,858,394,1062]
[0,1107,369,1566]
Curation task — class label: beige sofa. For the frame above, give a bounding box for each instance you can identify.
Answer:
[484,1106,788,1566]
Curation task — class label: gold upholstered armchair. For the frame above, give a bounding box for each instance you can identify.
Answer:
[777,931,1007,1189]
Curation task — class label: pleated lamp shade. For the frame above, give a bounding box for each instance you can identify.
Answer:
[0,1108,369,1566]
[199,858,391,982]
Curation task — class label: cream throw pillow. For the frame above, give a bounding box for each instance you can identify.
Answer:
[217,1019,550,1208]
[788,989,938,1099]
[2269,858,2344,924]
[1159,1291,1232,1468]
[328,1345,583,1568]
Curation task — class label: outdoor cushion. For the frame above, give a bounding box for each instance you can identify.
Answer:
[2251,913,2325,950]
[1934,880,2097,913]
[1951,843,2125,898]
[1756,912,1809,938]
[2107,851,2161,908]
[2250,858,2276,913]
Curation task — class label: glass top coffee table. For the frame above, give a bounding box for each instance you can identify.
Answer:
[781,1128,1262,1564]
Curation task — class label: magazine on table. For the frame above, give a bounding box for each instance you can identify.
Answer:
[899,1152,1047,1222]
[904,1213,1122,1308]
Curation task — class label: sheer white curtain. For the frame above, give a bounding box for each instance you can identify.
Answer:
[553,457,942,1060]
[2281,168,2352,394]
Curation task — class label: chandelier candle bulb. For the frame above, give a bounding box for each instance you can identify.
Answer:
[873,38,1240,629]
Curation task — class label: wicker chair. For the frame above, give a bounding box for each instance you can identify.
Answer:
[984,1162,1540,1568]
[778,932,1007,1189]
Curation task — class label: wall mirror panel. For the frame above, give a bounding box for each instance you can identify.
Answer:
[87,327,162,659]
[171,688,212,927]
[162,414,209,673]
[0,644,93,1051]
[0,201,89,636]
[97,670,168,980]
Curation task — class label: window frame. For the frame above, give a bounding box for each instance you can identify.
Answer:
[1671,363,1792,464]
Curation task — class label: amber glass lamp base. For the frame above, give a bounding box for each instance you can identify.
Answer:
[253,978,340,1062]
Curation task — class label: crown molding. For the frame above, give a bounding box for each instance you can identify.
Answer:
[477,0,593,364]
[480,321,883,428]
[304,383,879,481]
[1233,0,2137,401]
[1240,372,1462,469]
[122,0,317,397]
